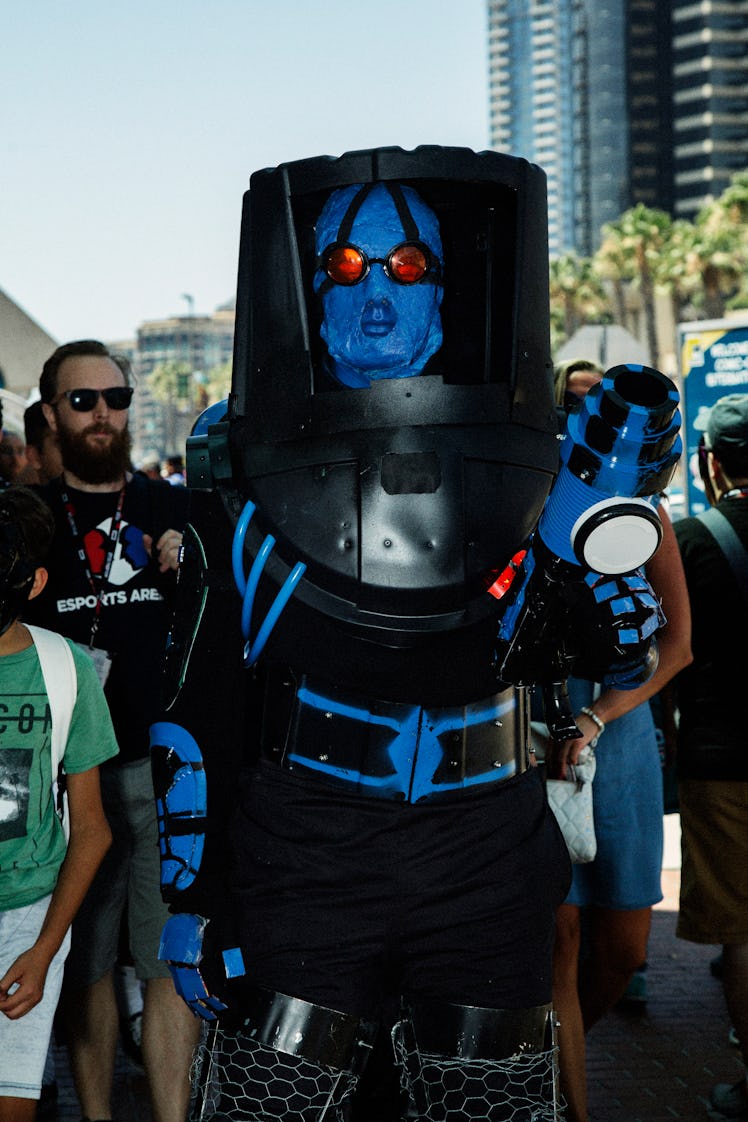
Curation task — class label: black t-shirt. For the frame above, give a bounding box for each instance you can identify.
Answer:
[674,497,748,780]
[26,475,189,764]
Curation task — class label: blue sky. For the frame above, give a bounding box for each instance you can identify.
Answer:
[2,0,489,344]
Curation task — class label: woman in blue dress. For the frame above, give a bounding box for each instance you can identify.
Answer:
[549,359,693,1122]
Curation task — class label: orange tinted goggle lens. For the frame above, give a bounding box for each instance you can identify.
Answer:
[325,245,367,286]
[388,243,428,284]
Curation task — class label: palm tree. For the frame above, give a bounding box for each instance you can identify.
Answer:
[203,360,232,407]
[693,174,748,315]
[549,252,611,352]
[148,360,193,453]
[593,229,631,329]
[703,171,748,232]
[149,360,193,409]
[654,219,694,323]
[594,204,673,365]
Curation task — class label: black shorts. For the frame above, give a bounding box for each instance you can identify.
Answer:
[221,762,570,1018]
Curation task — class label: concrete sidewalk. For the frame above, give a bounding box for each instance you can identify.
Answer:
[49,818,739,1121]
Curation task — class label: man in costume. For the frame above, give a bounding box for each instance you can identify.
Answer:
[151,147,681,1121]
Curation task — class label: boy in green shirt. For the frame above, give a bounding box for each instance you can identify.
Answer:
[0,486,118,1120]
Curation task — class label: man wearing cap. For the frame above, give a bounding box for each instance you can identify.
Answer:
[674,392,748,1119]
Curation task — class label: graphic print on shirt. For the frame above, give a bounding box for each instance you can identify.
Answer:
[84,518,150,587]
[0,694,50,841]
[0,750,33,841]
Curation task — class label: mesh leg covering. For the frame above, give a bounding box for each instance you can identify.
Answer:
[392,998,561,1122]
[189,990,377,1122]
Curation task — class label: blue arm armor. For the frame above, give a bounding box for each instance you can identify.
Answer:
[150,721,207,900]
[496,365,679,710]
[158,913,227,1021]
[580,568,664,688]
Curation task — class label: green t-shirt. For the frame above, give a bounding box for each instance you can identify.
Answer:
[0,638,119,909]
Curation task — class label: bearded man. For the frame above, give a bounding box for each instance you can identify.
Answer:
[26,340,199,1122]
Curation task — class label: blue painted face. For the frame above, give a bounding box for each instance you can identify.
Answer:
[314,183,444,388]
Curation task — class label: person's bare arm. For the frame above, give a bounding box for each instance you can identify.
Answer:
[0,767,112,1019]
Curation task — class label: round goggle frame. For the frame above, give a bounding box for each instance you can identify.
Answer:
[318,241,442,288]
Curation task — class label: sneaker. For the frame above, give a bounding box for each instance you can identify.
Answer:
[709,1080,748,1119]
[619,966,648,1006]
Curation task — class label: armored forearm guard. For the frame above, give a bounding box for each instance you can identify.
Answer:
[150,721,207,901]
[496,365,680,714]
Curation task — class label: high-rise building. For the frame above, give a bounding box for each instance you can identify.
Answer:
[584,0,673,243]
[672,0,748,218]
[487,0,745,256]
[488,0,577,255]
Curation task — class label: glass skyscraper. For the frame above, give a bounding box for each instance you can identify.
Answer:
[488,0,746,256]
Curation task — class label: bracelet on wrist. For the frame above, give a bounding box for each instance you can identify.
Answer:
[580,706,605,745]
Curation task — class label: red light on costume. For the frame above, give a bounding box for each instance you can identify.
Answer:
[486,550,527,600]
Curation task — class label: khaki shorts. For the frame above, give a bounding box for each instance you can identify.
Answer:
[677,779,748,945]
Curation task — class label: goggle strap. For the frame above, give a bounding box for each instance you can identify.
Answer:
[336,183,377,244]
[385,183,420,243]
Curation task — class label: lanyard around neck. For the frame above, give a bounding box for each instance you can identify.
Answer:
[59,481,127,647]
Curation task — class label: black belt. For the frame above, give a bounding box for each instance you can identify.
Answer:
[258,675,529,803]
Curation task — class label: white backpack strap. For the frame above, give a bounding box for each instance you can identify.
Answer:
[26,624,77,840]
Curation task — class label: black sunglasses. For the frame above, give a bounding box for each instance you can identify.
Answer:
[54,386,134,412]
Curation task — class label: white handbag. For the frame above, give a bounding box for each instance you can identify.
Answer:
[545,750,597,864]
[530,721,597,864]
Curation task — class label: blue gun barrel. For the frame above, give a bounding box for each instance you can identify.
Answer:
[538,364,681,574]
[495,365,681,718]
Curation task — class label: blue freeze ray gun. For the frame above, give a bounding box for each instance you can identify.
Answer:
[495,364,682,739]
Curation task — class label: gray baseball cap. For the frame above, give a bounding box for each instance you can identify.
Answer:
[693,393,748,453]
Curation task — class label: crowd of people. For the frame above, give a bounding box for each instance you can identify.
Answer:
[0,408,186,493]
[0,352,197,1122]
[0,155,746,1122]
